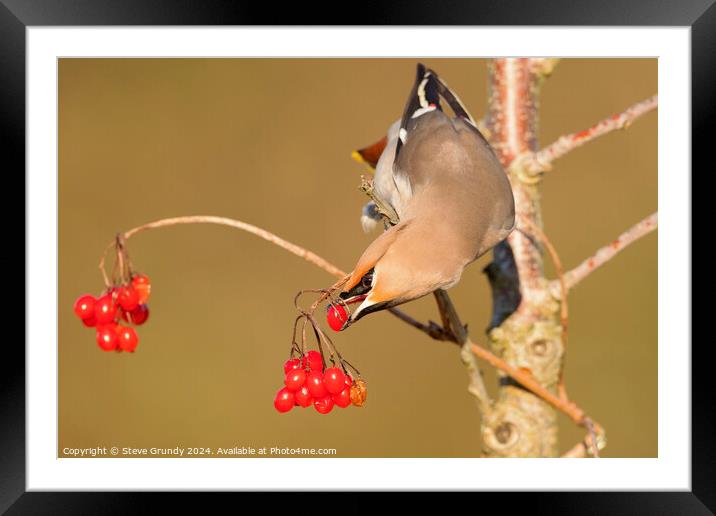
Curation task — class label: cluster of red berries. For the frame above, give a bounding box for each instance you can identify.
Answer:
[73,274,151,353]
[274,350,367,414]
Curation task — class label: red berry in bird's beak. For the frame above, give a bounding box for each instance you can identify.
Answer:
[326,304,348,332]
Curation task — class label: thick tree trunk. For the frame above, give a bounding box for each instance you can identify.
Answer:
[481,58,563,457]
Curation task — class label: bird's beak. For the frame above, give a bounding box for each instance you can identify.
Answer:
[338,269,392,329]
[340,223,406,329]
[351,135,388,171]
[337,279,371,330]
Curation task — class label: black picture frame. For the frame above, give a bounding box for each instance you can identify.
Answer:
[3,0,706,511]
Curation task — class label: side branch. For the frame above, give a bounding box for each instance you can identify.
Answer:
[523,94,657,175]
[554,212,658,294]
[121,215,346,277]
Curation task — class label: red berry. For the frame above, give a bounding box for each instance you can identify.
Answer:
[295,386,313,408]
[326,304,348,332]
[313,395,335,414]
[284,368,307,392]
[283,358,301,374]
[73,294,96,320]
[116,325,139,352]
[131,274,151,304]
[344,374,353,388]
[81,315,97,328]
[274,387,295,413]
[306,371,328,398]
[96,325,118,351]
[332,387,351,408]
[117,286,140,311]
[302,350,323,372]
[122,304,149,325]
[324,367,347,394]
[94,294,117,325]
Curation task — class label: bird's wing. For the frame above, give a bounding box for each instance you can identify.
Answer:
[395,111,515,258]
[374,64,444,218]
[394,64,443,159]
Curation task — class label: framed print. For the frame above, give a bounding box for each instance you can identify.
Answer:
[4,0,708,511]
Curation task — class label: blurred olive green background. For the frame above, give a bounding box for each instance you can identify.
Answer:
[59,59,657,458]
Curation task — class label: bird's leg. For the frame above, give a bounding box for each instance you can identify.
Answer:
[433,290,469,342]
[433,290,459,340]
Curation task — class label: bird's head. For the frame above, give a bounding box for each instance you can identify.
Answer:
[335,221,462,330]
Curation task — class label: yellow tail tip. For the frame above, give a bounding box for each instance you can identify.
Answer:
[351,150,365,164]
[351,150,375,173]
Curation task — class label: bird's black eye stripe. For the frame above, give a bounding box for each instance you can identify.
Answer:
[339,268,375,300]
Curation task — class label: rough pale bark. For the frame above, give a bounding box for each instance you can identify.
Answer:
[481,58,563,457]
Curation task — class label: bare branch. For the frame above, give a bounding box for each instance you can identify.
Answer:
[553,212,658,294]
[386,307,451,341]
[469,341,584,425]
[523,94,657,175]
[562,422,607,458]
[119,215,346,278]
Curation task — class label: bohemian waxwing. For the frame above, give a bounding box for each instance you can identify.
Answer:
[340,64,515,327]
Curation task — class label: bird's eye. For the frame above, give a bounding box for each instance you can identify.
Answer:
[361,272,374,288]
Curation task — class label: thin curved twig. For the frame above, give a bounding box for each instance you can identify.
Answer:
[121,215,345,277]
